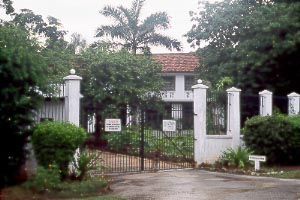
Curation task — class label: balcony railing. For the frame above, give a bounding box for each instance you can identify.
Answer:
[160,91,193,101]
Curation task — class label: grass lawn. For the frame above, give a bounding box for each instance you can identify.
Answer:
[0,177,125,200]
[198,163,300,179]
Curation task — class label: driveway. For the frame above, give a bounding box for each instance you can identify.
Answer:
[109,169,300,200]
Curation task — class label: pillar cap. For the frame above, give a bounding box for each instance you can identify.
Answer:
[63,69,82,80]
[226,87,241,92]
[287,92,300,97]
[191,79,209,89]
[259,90,272,95]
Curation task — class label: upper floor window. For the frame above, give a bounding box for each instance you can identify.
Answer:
[162,76,175,91]
[185,76,195,91]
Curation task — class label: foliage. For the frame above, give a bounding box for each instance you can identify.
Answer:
[217,146,254,169]
[79,49,163,108]
[186,0,300,95]
[17,175,109,199]
[242,114,300,165]
[0,24,46,188]
[0,0,14,14]
[96,0,181,54]
[78,49,164,145]
[11,9,76,82]
[41,43,75,82]
[266,170,300,179]
[105,128,194,162]
[67,32,87,54]
[12,9,68,49]
[69,149,106,181]
[105,129,141,153]
[31,121,87,178]
[24,164,61,192]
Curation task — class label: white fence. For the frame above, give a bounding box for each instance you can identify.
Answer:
[35,72,300,167]
[192,79,300,165]
[34,69,82,126]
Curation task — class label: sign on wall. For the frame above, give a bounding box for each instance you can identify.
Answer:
[105,119,121,132]
[163,120,176,131]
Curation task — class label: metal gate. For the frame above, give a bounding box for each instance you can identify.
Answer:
[81,103,194,174]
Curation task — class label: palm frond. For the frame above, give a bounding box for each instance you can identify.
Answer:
[118,6,136,31]
[131,0,146,21]
[143,33,182,51]
[140,12,170,31]
[96,25,129,40]
[100,6,127,25]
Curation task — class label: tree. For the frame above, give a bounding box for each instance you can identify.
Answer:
[96,0,182,54]
[0,0,14,15]
[12,9,68,49]
[12,9,76,82]
[233,3,300,95]
[78,48,163,146]
[186,0,262,88]
[186,0,300,95]
[67,32,87,54]
[0,24,46,188]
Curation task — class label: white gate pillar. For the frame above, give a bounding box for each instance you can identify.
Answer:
[192,79,209,165]
[287,92,300,116]
[226,87,241,149]
[259,90,272,116]
[63,69,83,126]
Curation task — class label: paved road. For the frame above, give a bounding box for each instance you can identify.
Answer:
[109,169,300,200]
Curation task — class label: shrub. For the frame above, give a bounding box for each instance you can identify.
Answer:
[105,129,140,154]
[31,121,87,179]
[0,25,46,188]
[24,164,61,192]
[242,114,300,165]
[69,149,106,181]
[218,146,254,169]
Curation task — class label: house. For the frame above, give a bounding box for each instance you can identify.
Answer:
[35,53,200,131]
[147,53,200,130]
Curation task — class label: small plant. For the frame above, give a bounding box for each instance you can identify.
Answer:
[69,149,107,181]
[24,164,61,192]
[218,146,254,169]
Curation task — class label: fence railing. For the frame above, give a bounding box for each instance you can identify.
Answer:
[206,90,227,135]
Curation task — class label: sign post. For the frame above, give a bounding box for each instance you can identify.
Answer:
[249,155,266,171]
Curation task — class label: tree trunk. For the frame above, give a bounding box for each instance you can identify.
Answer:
[94,111,107,148]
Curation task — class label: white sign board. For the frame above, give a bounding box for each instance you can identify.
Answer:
[249,155,266,171]
[105,119,121,132]
[163,120,176,131]
[249,155,266,162]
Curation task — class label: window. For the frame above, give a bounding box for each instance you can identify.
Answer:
[162,76,175,91]
[185,76,195,91]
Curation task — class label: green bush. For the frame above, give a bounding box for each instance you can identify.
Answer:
[105,129,140,154]
[24,164,61,192]
[217,146,253,169]
[31,121,87,178]
[242,114,300,165]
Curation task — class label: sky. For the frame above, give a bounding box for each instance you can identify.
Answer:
[4,0,201,53]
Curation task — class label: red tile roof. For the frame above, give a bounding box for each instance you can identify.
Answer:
[152,53,199,72]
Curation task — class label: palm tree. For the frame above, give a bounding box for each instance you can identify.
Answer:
[96,0,182,54]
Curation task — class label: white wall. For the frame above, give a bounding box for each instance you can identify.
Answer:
[202,136,233,163]
[161,72,194,102]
